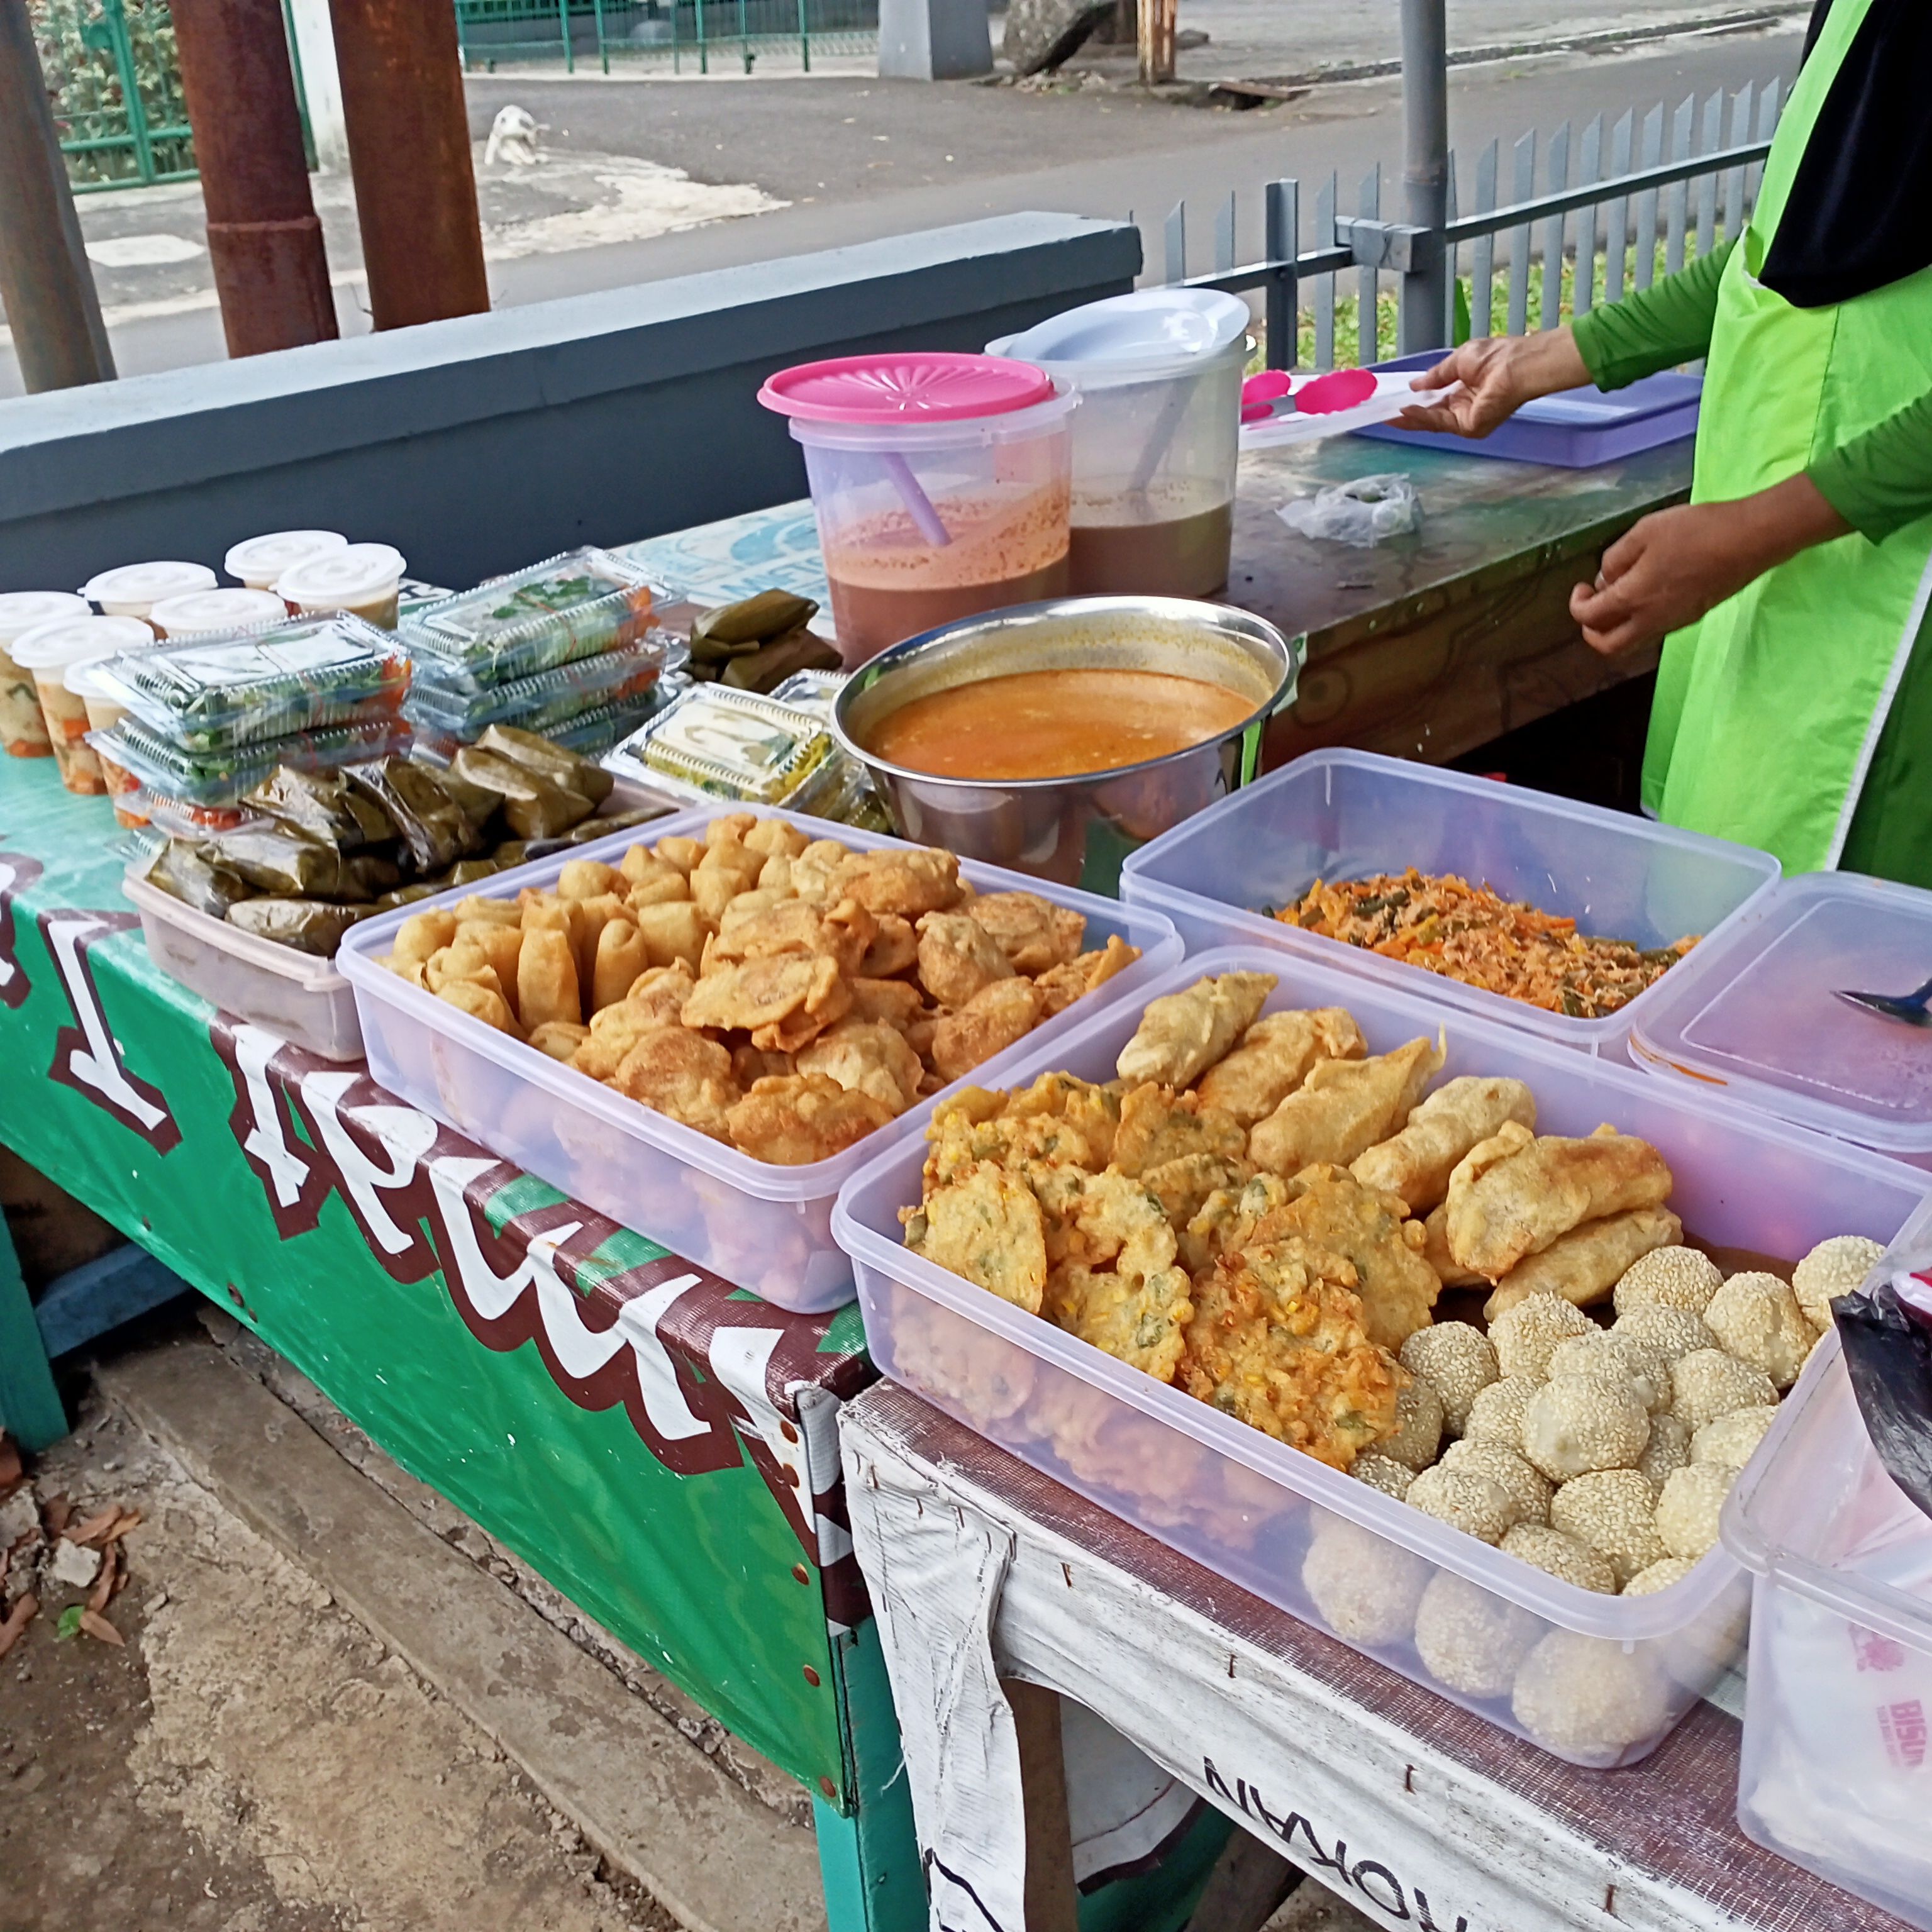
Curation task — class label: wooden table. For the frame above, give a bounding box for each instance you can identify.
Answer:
[1227,436,1692,769]
[840,1379,1909,1932]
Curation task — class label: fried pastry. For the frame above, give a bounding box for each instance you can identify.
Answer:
[797,1018,924,1114]
[1194,1006,1367,1128]
[837,845,962,918]
[527,1019,590,1062]
[609,1026,739,1140]
[516,924,581,1031]
[1109,1084,1248,1177]
[1350,1075,1537,1214]
[1179,1172,1298,1276]
[848,976,926,1031]
[680,953,848,1045]
[1116,971,1277,1089]
[726,1072,894,1166]
[1248,1031,1446,1176]
[916,910,1015,1008]
[1483,1205,1684,1321]
[931,979,1043,1082]
[965,891,1086,974]
[903,1159,1048,1311]
[591,916,651,1013]
[857,914,919,979]
[1048,1259,1194,1382]
[436,976,516,1036]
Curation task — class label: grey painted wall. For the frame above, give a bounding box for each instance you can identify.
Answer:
[0,213,1138,596]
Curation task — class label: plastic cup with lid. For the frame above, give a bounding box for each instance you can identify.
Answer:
[148,586,291,640]
[0,591,91,757]
[989,289,1251,599]
[758,352,1076,667]
[224,528,348,592]
[275,542,407,630]
[11,613,154,796]
[81,559,218,619]
[64,656,154,826]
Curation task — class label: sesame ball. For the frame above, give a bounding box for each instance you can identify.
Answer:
[1352,1452,1417,1501]
[1301,1515,1429,1643]
[1670,1349,1777,1432]
[1521,1375,1650,1481]
[1613,1303,1718,1364]
[1613,1246,1722,1318]
[1690,1404,1780,1472]
[1404,1466,1519,1546]
[1636,1413,1691,1489]
[1399,1321,1499,1436]
[1513,1632,1673,1763]
[1379,1376,1445,1472]
[1440,1437,1552,1526]
[1704,1272,1816,1391]
[1548,1330,1671,1414]
[1463,1375,1540,1448]
[1655,1462,1736,1560]
[1414,1572,1543,1699]
[1489,1294,1594,1383]
[1792,1235,1885,1331]
[1623,1557,1697,1597]
[1549,1469,1667,1585]
[1501,1523,1617,1594]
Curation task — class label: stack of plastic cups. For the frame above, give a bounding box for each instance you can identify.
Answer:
[275,543,408,630]
[9,614,156,797]
[0,591,90,758]
[224,530,348,596]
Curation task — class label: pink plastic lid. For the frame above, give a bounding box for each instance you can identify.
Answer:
[758,353,1056,424]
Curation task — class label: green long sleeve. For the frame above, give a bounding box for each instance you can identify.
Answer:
[1570,240,1733,391]
[1808,392,1932,544]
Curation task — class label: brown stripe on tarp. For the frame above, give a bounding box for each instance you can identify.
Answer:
[850,1380,1914,1932]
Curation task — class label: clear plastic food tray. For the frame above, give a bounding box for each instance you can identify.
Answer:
[1120,749,1782,1055]
[336,806,1181,1312]
[406,632,684,739]
[832,943,1931,1765]
[90,713,409,809]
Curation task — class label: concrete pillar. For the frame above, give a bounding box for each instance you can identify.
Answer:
[878,0,991,80]
[286,0,351,173]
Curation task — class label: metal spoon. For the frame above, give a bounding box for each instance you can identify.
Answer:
[1835,975,1932,1026]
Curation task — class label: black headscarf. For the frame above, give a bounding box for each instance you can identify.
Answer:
[1760,0,1932,308]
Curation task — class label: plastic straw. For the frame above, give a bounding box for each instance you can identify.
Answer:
[1126,377,1199,499]
[879,453,950,547]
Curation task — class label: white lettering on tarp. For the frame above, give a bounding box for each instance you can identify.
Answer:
[40,908,179,1148]
[233,1024,313,1209]
[301,1073,438,1257]
[708,1324,809,1497]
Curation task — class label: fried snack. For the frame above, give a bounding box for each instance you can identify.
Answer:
[574,999,669,1081]
[1423,1203,1484,1287]
[744,816,812,860]
[857,914,919,979]
[610,1026,740,1139]
[796,1019,924,1114]
[394,909,457,967]
[1195,1006,1367,1128]
[904,1159,1048,1311]
[437,977,516,1035]
[453,894,521,930]
[528,1020,590,1062]
[1000,1070,1123,1169]
[681,953,847,1040]
[916,911,1015,1008]
[1179,1237,1402,1469]
[625,963,697,1024]
[731,1044,795,1087]
[691,839,768,919]
[1350,1075,1538,1214]
[517,925,581,1032]
[1250,1165,1440,1353]
[1141,1153,1252,1239]
[1116,971,1277,1089]
[457,919,525,1004]
[1048,1259,1194,1382]
[1110,1084,1248,1178]
[1035,936,1139,1017]
[726,1072,894,1166]
[591,916,651,1013]
[1444,1124,1674,1280]
[1484,1206,1685,1321]
[789,838,849,903]
[711,894,875,977]
[557,857,626,900]
[838,845,962,918]
[965,891,1086,974]
[1179,1173,1297,1276]
[620,848,689,899]
[1248,1031,1446,1176]
[931,979,1043,1082]
[849,976,926,1030]
[567,892,630,992]
[632,900,714,973]
[654,835,704,874]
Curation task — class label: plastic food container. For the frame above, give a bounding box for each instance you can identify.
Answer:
[1627,872,1932,1164]
[65,659,151,826]
[225,529,347,591]
[0,591,89,757]
[11,613,155,795]
[759,353,1077,669]
[147,587,290,640]
[406,631,679,741]
[82,560,217,618]
[336,804,1181,1311]
[276,542,408,630]
[606,684,838,809]
[1120,749,1782,1055]
[401,548,656,693]
[833,943,1932,1765]
[989,289,1248,599]
[1726,1267,1932,1928]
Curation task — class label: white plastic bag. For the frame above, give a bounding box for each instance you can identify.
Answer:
[1277,473,1421,547]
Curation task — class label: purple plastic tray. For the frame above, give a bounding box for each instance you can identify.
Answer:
[1354,351,1701,468]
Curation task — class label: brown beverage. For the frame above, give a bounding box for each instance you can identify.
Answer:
[826,557,1070,663]
[1067,497,1235,598]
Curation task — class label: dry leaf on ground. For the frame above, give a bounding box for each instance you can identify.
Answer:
[69,1507,123,1548]
[79,1609,124,1648]
[0,1593,37,1660]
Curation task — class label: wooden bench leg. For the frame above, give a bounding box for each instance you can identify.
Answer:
[0,1208,66,1453]
[1184,1829,1300,1931]
[1006,1680,1079,1932]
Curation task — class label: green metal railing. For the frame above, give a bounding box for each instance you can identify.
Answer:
[455,0,875,75]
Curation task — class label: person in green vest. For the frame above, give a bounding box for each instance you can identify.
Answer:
[1397,0,1932,886]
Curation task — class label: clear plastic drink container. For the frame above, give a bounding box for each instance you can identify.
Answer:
[11,614,154,794]
[65,658,152,825]
[147,587,291,639]
[760,352,1075,667]
[989,289,1249,598]
[224,529,347,591]
[0,591,89,756]
[81,560,217,618]
[276,542,408,630]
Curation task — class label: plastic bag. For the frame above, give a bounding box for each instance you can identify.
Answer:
[1835,1258,1932,1523]
[1278,473,1421,547]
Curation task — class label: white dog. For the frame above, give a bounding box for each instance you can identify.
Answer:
[484,104,545,169]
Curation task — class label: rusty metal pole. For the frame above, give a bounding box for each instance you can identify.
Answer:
[326,0,489,330]
[0,0,114,391]
[170,0,339,357]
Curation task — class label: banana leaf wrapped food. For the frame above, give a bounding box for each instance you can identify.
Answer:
[148,840,257,921]
[226,897,370,955]
[346,754,486,874]
[450,745,594,840]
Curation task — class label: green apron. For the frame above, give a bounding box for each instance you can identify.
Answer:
[1640,0,1932,877]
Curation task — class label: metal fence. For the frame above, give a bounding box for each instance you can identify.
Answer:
[1156,77,1785,371]
[453,0,876,73]
[31,0,195,191]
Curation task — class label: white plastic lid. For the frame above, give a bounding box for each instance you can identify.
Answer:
[224,529,347,582]
[276,541,406,606]
[1630,872,1932,1153]
[148,587,290,636]
[0,591,91,645]
[989,289,1252,384]
[11,613,155,671]
[81,560,218,613]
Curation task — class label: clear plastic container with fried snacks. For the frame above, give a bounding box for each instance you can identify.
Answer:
[225,530,347,591]
[0,591,89,757]
[92,711,409,813]
[95,614,409,753]
[11,613,155,794]
[147,587,289,640]
[275,542,407,630]
[82,560,217,618]
[406,632,682,740]
[401,548,657,692]
[606,684,834,806]
[767,667,851,721]
[336,804,1181,1312]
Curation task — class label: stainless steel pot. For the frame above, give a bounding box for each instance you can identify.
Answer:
[831,595,1301,892]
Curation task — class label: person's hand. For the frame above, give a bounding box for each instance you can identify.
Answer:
[1394,330,1592,438]
[1570,476,1851,657]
